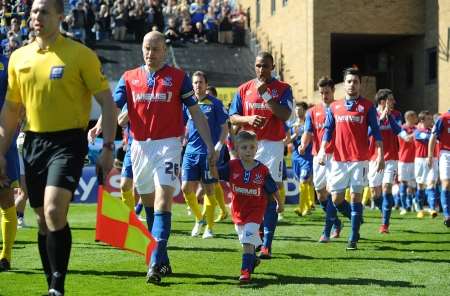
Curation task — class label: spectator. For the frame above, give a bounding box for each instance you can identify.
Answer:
[150,0,164,32]
[218,5,232,44]
[163,0,179,26]
[84,1,97,46]
[22,29,36,46]
[71,1,87,43]
[189,0,206,26]
[94,4,111,41]
[194,21,206,43]
[231,4,246,46]
[179,17,193,43]
[176,0,191,24]
[128,0,148,42]
[203,5,218,43]
[112,0,128,41]
[164,17,180,45]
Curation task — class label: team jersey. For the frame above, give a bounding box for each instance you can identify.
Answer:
[6,34,109,132]
[114,64,197,141]
[432,110,450,151]
[183,94,228,154]
[414,127,433,157]
[398,124,416,162]
[219,159,278,225]
[229,78,293,141]
[290,122,313,161]
[323,97,382,162]
[368,110,402,161]
[305,103,334,155]
[0,54,7,109]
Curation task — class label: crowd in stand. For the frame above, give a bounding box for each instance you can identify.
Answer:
[62,0,247,46]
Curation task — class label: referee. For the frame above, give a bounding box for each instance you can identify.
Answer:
[0,1,116,296]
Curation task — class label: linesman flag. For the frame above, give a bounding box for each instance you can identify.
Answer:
[95,186,156,264]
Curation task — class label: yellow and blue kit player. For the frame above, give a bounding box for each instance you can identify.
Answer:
[0,54,20,271]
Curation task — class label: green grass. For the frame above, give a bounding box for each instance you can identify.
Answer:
[1,204,450,295]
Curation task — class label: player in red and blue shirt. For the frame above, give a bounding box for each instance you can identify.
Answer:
[181,71,228,239]
[397,111,417,214]
[429,109,450,227]
[217,131,281,283]
[367,89,407,234]
[414,111,438,219]
[111,32,216,284]
[229,52,292,259]
[300,77,341,242]
[318,68,384,250]
[0,54,19,271]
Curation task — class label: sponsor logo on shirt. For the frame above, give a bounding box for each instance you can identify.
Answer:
[132,91,173,103]
[246,102,269,111]
[49,66,64,80]
[131,79,140,85]
[162,76,173,86]
[232,184,261,196]
[335,115,364,124]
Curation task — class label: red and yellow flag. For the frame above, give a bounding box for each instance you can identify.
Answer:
[95,186,156,264]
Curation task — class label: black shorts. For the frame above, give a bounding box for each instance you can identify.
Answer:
[23,129,88,208]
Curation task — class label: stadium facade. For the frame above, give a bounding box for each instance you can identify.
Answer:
[239,0,450,113]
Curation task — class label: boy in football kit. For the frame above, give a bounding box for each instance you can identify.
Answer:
[414,111,439,218]
[428,109,450,227]
[299,77,342,242]
[398,111,418,214]
[216,131,282,283]
[318,68,384,250]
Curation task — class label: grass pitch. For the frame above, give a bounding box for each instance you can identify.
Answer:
[1,204,450,295]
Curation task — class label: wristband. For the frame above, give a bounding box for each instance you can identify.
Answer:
[261,91,272,102]
[103,142,115,151]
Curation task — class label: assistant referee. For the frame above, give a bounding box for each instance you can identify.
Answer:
[0,1,116,295]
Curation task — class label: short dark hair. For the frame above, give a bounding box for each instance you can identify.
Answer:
[342,67,362,82]
[375,88,393,104]
[295,101,309,111]
[206,86,217,97]
[404,110,417,119]
[235,130,257,145]
[192,71,208,84]
[256,51,274,64]
[317,76,335,89]
[55,0,64,14]
[418,110,431,122]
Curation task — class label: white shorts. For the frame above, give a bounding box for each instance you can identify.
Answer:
[313,154,332,190]
[235,223,262,247]
[255,140,284,183]
[130,137,182,194]
[414,157,438,185]
[398,162,415,183]
[368,160,397,188]
[439,150,450,181]
[329,161,368,194]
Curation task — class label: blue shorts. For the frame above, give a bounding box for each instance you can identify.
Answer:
[182,153,216,184]
[121,145,133,179]
[5,140,19,188]
[293,157,312,181]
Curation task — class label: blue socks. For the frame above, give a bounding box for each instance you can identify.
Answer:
[323,197,338,238]
[382,193,394,225]
[426,188,436,210]
[350,202,363,242]
[150,211,171,267]
[399,183,408,210]
[263,201,278,250]
[135,202,143,215]
[334,199,351,220]
[144,206,154,233]
[441,190,450,219]
[416,189,425,210]
[242,253,256,271]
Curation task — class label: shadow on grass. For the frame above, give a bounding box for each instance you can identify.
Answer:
[375,245,450,253]
[168,245,237,253]
[401,229,450,235]
[243,272,426,289]
[361,238,450,245]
